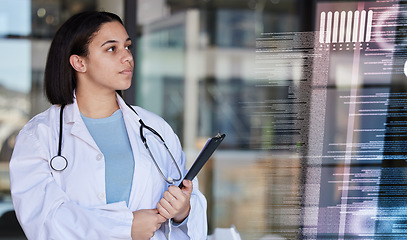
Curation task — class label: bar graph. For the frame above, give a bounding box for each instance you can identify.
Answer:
[319,10,373,44]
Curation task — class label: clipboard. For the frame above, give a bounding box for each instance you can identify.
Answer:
[178,133,226,188]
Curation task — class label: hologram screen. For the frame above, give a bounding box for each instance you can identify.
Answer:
[252,0,407,239]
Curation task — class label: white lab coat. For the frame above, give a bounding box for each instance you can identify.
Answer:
[9,94,208,240]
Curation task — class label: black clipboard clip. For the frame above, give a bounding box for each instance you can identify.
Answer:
[178,133,226,188]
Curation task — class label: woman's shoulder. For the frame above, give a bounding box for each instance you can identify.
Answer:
[129,106,182,152]
[130,106,174,133]
[131,106,163,121]
[19,105,60,135]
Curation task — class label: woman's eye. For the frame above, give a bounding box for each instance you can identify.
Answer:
[125,45,132,50]
[107,46,115,52]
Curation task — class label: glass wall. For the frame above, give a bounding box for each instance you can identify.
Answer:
[135,0,304,238]
[135,0,407,239]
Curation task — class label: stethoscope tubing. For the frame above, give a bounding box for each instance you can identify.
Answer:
[57,104,65,156]
[50,104,68,171]
[50,103,183,185]
[134,110,182,185]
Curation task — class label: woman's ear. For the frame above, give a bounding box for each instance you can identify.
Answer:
[69,55,86,72]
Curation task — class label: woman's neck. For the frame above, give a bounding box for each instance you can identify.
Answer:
[75,90,120,119]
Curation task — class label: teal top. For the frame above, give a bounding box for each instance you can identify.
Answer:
[81,109,134,206]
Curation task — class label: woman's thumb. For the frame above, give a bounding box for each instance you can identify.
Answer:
[181,180,193,195]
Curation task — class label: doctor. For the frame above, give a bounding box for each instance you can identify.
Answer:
[9,11,207,240]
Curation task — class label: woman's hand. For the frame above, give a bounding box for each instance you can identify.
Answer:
[131,209,167,240]
[157,180,193,223]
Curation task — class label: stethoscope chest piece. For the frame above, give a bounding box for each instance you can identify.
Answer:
[50,155,68,171]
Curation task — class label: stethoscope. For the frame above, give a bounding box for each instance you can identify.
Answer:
[50,103,183,185]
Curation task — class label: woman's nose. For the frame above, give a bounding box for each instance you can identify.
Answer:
[122,49,133,64]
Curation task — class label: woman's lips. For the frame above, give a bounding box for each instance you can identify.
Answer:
[120,69,133,75]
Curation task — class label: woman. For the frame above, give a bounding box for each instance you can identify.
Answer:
[9,11,207,240]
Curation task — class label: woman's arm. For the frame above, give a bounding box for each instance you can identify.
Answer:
[10,131,133,239]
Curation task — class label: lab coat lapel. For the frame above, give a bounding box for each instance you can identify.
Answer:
[64,100,100,151]
[118,96,153,210]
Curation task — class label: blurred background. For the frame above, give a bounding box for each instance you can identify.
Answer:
[2,0,407,239]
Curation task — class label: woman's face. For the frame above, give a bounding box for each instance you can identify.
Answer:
[77,21,133,94]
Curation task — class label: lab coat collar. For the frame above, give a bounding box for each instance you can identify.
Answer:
[115,94,154,210]
[61,92,137,140]
[116,93,142,122]
[61,92,153,209]
[63,90,79,124]
[63,96,100,151]
[62,92,139,124]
